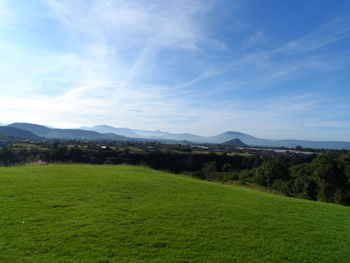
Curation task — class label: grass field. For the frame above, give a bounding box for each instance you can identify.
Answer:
[1,165,350,263]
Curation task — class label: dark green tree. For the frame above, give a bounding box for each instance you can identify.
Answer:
[254,159,289,187]
[222,163,233,172]
[312,152,349,205]
[342,153,350,182]
[288,163,317,199]
[201,162,217,180]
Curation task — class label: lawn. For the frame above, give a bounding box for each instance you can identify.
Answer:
[0,165,349,262]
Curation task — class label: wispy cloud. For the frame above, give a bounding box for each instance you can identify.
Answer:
[35,0,221,99]
[43,0,211,50]
[172,15,350,92]
[277,16,350,55]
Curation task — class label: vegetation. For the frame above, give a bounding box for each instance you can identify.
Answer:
[1,140,350,206]
[1,165,350,262]
[236,152,350,206]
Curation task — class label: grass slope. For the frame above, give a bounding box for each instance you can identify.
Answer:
[1,165,350,263]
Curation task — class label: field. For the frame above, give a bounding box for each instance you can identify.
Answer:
[1,165,350,263]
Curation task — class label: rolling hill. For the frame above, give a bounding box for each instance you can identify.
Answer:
[0,165,349,262]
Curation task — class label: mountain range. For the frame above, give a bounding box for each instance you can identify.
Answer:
[82,125,350,149]
[0,122,350,149]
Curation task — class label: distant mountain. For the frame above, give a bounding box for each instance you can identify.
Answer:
[81,125,350,149]
[9,123,128,141]
[205,131,262,144]
[0,126,41,140]
[82,127,265,145]
[144,131,204,142]
[82,125,205,142]
[6,123,350,149]
[0,123,6,126]
[81,125,141,138]
[222,138,248,147]
[208,131,350,149]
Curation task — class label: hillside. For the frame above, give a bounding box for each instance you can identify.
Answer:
[0,126,41,140]
[9,123,128,141]
[1,165,349,263]
[222,138,248,147]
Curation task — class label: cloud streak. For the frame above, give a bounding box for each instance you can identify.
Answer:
[277,16,350,55]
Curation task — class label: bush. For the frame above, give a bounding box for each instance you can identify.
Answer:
[222,171,240,181]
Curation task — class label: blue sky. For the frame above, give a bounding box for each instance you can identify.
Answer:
[0,0,350,140]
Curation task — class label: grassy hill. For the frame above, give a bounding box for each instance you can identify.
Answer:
[1,165,350,263]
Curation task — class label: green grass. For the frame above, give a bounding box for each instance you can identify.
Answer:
[1,165,350,263]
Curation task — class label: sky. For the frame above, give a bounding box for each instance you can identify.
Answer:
[0,0,350,141]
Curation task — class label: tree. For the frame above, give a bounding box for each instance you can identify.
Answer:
[342,153,350,183]
[254,159,289,187]
[222,163,233,172]
[288,163,317,200]
[312,152,349,205]
[201,162,217,180]
[239,169,255,185]
[0,147,19,165]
